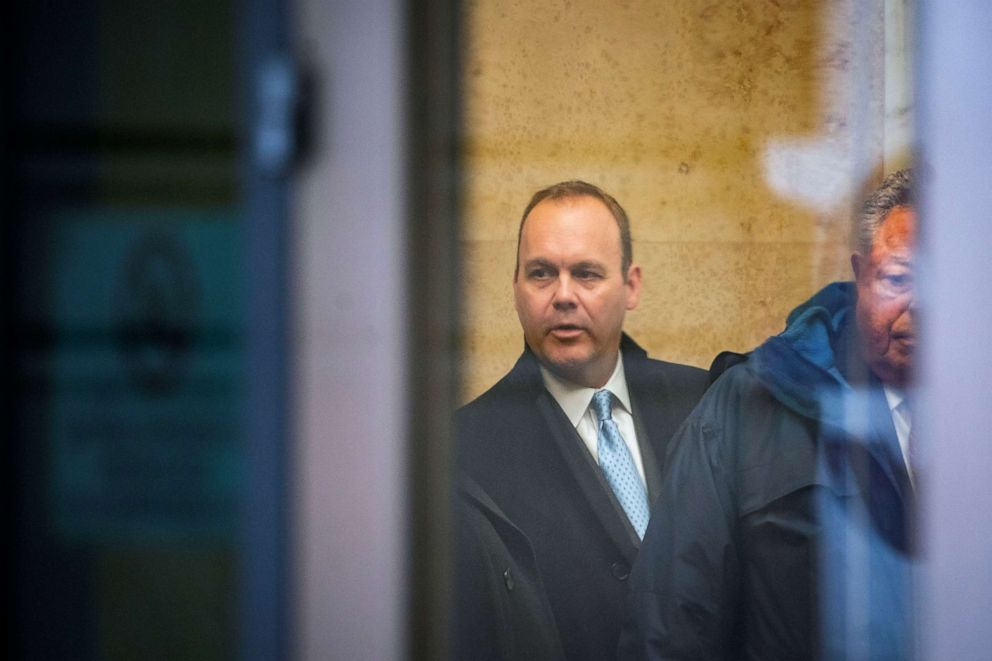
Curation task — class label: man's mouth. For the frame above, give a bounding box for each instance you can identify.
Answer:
[549,324,584,340]
[893,331,915,347]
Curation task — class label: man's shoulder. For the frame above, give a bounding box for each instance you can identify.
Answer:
[454,358,554,489]
[692,360,767,415]
[459,367,532,412]
[678,360,811,461]
[621,334,706,386]
[625,349,709,406]
[456,355,542,430]
[653,360,761,448]
[638,354,708,384]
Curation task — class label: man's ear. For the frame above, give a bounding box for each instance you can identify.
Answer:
[625,264,642,310]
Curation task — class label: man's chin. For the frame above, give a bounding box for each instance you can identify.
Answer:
[541,349,593,379]
[546,353,590,372]
[874,360,913,388]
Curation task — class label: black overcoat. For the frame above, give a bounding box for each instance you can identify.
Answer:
[456,334,708,661]
[453,472,565,661]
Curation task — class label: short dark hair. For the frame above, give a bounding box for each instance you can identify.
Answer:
[514,180,633,280]
[857,168,914,254]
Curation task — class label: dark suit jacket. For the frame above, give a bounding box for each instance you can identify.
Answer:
[456,334,708,661]
[453,473,565,661]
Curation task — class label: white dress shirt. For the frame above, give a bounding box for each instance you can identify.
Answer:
[539,351,647,485]
[883,384,914,484]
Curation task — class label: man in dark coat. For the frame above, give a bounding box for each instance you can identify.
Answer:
[456,180,709,660]
[619,169,919,660]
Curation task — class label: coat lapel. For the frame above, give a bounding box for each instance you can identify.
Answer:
[831,323,914,526]
[458,472,537,556]
[822,381,914,553]
[866,379,914,501]
[536,388,641,562]
[632,407,663,506]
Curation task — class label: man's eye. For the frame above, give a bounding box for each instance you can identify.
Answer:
[574,270,601,280]
[529,268,551,280]
[881,273,912,292]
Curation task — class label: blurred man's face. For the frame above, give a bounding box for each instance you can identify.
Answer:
[513,196,641,388]
[852,206,917,387]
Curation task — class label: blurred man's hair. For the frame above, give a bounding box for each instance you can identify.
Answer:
[858,168,914,255]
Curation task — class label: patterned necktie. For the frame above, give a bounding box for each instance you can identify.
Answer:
[591,389,650,539]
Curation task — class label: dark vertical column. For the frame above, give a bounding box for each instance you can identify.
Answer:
[1,4,18,656]
[5,2,101,658]
[406,0,463,659]
[240,0,293,659]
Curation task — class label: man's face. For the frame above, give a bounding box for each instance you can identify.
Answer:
[513,195,641,388]
[852,205,917,387]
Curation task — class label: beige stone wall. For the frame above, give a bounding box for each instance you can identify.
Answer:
[459,0,912,402]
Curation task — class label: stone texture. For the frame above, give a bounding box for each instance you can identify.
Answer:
[458,0,910,403]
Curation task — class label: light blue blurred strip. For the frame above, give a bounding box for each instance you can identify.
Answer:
[916,2,992,660]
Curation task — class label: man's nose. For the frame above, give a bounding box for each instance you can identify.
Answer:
[552,276,577,308]
[906,283,917,312]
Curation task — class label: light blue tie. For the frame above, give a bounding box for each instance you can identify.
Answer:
[591,389,650,539]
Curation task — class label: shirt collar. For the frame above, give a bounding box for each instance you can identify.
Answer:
[883,383,913,427]
[539,351,632,427]
[883,384,906,413]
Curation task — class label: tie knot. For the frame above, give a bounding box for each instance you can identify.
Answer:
[591,389,614,422]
